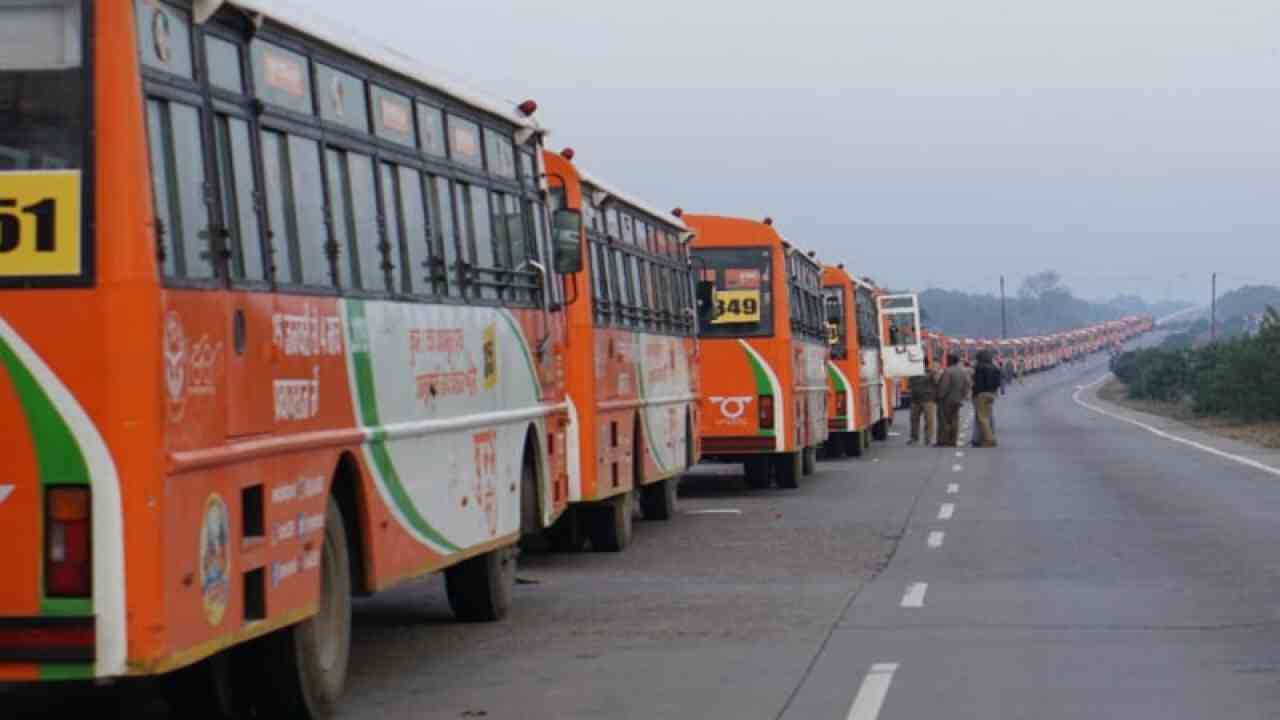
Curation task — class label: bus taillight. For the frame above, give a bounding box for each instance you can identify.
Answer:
[47,487,91,597]
[759,395,775,430]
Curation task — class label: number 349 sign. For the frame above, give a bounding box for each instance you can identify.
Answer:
[0,171,82,280]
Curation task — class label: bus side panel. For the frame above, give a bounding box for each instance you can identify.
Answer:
[636,334,695,483]
[796,341,829,449]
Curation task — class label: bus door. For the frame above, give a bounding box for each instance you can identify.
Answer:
[877,294,925,378]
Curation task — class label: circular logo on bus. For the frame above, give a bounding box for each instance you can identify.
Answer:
[199,494,231,627]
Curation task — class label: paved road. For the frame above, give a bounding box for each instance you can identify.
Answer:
[784,347,1280,720]
[14,340,1280,719]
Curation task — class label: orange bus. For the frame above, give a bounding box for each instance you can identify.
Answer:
[0,2,584,715]
[541,150,699,551]
[687,216,828,489]
[821,265,882,456]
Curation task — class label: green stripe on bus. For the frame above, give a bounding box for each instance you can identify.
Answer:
[826,363,847,394]
[497,309,542,403]
[739,342,775,438]
[344,300,460,554]
[0,335,89,487]
[0,333,94,618]
[39,663,94,681]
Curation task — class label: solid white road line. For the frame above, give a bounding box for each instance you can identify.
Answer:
[846,663,900,720]
[946,483,958,494]
[927,531,945,548]
[901,582,928,608]
[938,503,955,520]
[951,464,963,472]
[1074,374,1280,480]
[684,509,742,515]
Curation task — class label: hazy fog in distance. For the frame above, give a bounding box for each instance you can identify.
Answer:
[308,0,1280,304]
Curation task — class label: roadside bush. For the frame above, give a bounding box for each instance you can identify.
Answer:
[1111,313,1280,420]
[1111,347,1190,402]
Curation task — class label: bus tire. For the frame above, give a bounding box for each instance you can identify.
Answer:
[587,491,632,552]
[774,452,801,489]
[844,432,864,458]
[802,446,817,475]
[871,419,888,442]
[822,437,844,459]
[640,478,678,521]
[446,543,517,622]
[257,498,352,720]
[744,456,773,489]
[165,650,240,719]
[547,507,586,552]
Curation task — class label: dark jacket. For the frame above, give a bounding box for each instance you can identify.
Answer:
[908,371,937,402]
[974,363,1002,394]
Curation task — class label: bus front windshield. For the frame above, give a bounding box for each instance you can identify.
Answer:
[693,247,773,338]
[0,0,85,171]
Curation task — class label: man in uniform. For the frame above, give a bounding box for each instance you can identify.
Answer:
[972,349,1003,447]
[935,353,971,447]
[908,357,939,445]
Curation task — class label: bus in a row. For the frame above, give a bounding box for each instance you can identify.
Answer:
[0,2,922,716]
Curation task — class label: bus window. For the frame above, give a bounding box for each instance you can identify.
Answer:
[467,184,498,300]
[692,247,773,338]
[288,136,329,287]
[418,104,447,157]
[317,65,369,134]
[148,100,215,280]
[136,0,193,79]
[205,35,244,94]
[348,153,384,292]
[251,40,312,115]
[324,149,356,289]
[824,288,847,359]
[213,115,265,282]
[430,176,461,296]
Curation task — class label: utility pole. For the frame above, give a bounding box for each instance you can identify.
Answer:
[1000,275,1008,339]
[1210,272,1217,342]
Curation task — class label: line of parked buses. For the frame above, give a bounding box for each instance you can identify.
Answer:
[0,3,1155,717]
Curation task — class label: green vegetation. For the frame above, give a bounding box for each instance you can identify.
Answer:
[1111,307,1280,422]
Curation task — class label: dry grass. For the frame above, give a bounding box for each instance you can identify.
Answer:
[1100,379,1280,449]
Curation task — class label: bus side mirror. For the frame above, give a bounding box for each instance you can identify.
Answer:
[551,209,584,274]
[695,280,715,318]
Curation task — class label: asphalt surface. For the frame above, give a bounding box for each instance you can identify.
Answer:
[13,337,1280,719]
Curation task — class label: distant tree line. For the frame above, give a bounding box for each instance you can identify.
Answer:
[1111,307,1280,422]
[919,270,1187,339]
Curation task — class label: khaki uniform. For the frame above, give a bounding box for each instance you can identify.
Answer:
[908,370,938,445]
[935,365,972,447]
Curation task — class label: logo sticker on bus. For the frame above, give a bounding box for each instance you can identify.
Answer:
[0,171,83,279]
[199,494,231,627]
[709,395,753,425]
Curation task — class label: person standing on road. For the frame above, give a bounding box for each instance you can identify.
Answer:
[935,353,971,447]
[908,357,939,445]
[1000,355,1014,395]
[972,349,1002,448]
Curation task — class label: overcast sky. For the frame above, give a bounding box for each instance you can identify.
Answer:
[311,0,1280,303]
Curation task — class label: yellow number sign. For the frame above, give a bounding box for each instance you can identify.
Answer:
[0,171,82,278]
[712,289,762,325]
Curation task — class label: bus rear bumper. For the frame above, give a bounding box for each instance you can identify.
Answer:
[0,617,95,666]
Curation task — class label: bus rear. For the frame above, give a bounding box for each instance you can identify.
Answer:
[821,264,874,457]
[0,0,133,682]
[688,215,827,490]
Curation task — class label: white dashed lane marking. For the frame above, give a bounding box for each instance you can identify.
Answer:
[846,663,900,720]
[900,582,928,608]
[946,483,958,494]
[938,503,955,520]
[951,464,963,473]
[927,531,945,548]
